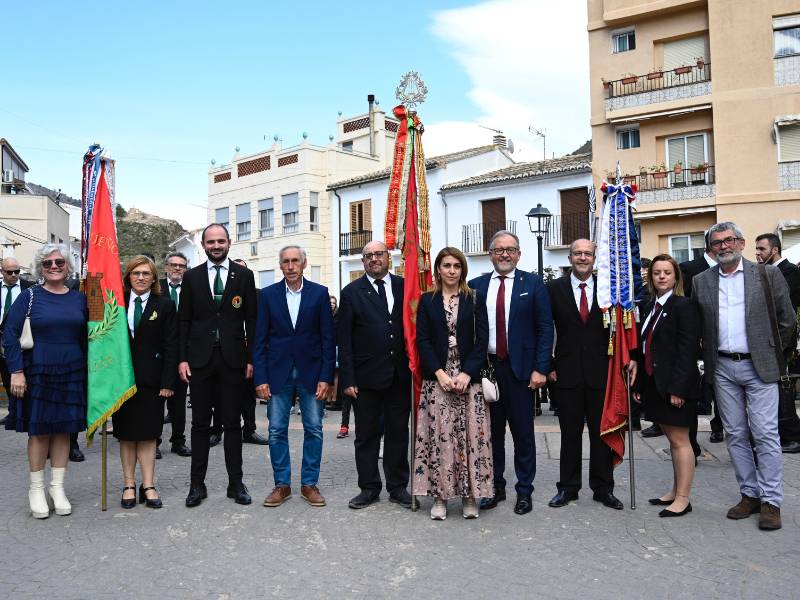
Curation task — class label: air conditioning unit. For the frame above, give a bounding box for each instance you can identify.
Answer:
[2,170,13,183]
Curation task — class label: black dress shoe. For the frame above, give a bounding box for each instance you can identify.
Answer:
[641,424,663,438]
[659,503,692,517]
[69,447,85,462]
[121,486,137,509]
[209,433,222,447]
[514,494,533,515]
[155,447,162,460]
[185,483,208,507]
[593,492,624,510]
[389,489,413,508]
[781,440,800,453]
[479,488,506,510]
[171,443,192,457]
[227,482,252,505]
[349,490,380,509]
[709,430,724,443]
[648,497,673,506]
[139,485,163,509]
[242,432,269,445]
[548,490,578,508]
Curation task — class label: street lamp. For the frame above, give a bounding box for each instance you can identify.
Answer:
[526,203,552,276]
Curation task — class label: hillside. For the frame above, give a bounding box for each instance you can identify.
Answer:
[117,207,186,265]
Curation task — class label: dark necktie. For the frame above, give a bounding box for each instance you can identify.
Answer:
[644,302,662,377]
[578,282,589,324]
[133,296,143,330]
[496,275,508,360]
[169,283,180,309]
[375,278,389,313]
[213,266,224,308]
[2,285,12,319]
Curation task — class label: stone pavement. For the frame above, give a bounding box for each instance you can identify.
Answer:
[0,404,797,600]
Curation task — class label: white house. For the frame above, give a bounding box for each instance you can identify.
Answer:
[170,228,204,269]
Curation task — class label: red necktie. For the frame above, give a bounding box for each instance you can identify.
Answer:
[579,282,589,324]
[644,302,662,376]
[496,275,508,360]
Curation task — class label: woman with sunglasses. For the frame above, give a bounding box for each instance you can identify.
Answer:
[2,244,87,519]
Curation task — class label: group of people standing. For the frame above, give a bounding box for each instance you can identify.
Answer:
[1,220,795,531]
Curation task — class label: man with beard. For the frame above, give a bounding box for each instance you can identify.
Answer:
[179,224,257,507]
[693,222,795,530]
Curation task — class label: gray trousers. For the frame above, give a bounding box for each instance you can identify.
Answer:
[714,357,783,506]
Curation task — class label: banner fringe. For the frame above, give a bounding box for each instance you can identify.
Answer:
[85,384,137,446]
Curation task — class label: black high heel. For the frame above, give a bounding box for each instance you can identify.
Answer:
[139,485,163,509]
[121,486,137,509]
[659,503,692,517]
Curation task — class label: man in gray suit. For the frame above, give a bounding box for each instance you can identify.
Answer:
[694,222,795,531]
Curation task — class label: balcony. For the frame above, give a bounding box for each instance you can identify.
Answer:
[608,165,716,204]
[339,230,372,256]
[545,213,592,248]
[604,63,711,113]
[462,221,517,255]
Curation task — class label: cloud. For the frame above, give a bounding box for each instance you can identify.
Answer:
[428,0,590,161]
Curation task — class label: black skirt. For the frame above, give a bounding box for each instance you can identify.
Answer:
[112,385,164,441]
[641,371,695,428]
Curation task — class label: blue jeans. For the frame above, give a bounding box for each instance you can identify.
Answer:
[267,367,324,487]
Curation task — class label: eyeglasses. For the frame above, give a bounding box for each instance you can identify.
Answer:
[571,251,594,258]
[2,269,20,275]
[709,236,743,249]
[42,259,66,268]
[130,270,153,279]
[166,262,187,269]
[363,251,387,260]
[489,247,519,256]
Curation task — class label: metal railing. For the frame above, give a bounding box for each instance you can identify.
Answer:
[462,221,517,254]
[609,165,715,192]
[605,63,711,98]
[339,230,372,256]
[545,213,591,248]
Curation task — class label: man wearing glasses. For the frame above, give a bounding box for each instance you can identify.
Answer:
[337,241,412,509]
[469,231,554,515]
[693,222,795,530]
[1,257,32,426]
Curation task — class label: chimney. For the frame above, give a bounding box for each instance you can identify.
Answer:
[492,134,507,148]
[367,94,376,156]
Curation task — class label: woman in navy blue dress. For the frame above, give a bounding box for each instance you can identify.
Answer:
[2,244,87,519]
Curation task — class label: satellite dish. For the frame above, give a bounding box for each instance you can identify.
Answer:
[506,139,515,154]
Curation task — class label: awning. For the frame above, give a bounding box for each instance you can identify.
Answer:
[609,104,712,124]
[634,206,715,220]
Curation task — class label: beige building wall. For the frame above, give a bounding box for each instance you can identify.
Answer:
[0,194,69,269]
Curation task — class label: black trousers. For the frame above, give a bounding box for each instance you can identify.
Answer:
[340,394,352,428]
[189,349,245,484]
[554,384,614,494]
[167,380,188,444]
[241,384,257,436]
[488,357,537,497]
[352,374,410,495]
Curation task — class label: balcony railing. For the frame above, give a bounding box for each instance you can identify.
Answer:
[339,230,372,256]
[462,221,517,254]
[605,62,711,98]
[608,165,715,192]
[545,213,592,248]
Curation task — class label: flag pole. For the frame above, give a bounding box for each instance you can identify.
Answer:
[626,371,636,509]
[409,386,418,511]
[101,420,108,511]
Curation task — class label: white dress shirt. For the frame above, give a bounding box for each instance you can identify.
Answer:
[286,280,304,328]
[570,273,594,312]
[703,253,716,268]
[718,259,749,353]
[207,259,230,299]
[641,289,673,355]
[127,290,151,336]
[366,273,394,314]
[1,282,22,321]
[487,269,515,354]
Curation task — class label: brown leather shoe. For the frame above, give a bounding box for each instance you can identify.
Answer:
[301,485,326,507]
[758,503,782,530]
[726,495,761,519]
[263,485,292,507]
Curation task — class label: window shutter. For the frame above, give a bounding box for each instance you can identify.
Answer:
[349,202,359,231]
[782,227,800,248]
[667,138,685,168]
[664,36,705,70]
[282,193,299,214]
[309,192,319,207]
[236,202,250,224]
[779,124,800,161]
[363,199,372,230]
[686,135,706,167]
[258,198,273,211]
[215,207,229,224]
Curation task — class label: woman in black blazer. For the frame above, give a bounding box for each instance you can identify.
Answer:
[634,254,701,517]
[413,247,491,521]
[113,256,178,509]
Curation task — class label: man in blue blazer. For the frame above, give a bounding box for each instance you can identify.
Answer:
[469,230,554,515]
[254,245,335,508]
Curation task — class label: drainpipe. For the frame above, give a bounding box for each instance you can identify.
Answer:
[367,94,375,157]
[333,188,343,294]
[439,189,449,246]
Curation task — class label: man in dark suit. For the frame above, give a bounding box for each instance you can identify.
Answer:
[1,257,32,427]
[469,230,554,515]
[755,233,800,453]
[546,239,626,510]
[337,240,412,510]
[254,245,335,508]
[179,224,257,507]
[158,251,191,457]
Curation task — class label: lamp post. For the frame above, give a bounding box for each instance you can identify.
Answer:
[526,203,552,277]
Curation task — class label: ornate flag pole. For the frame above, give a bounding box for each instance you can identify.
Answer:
[386,72,432,512]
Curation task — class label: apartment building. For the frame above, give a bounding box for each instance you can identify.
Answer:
[589,0,800,262]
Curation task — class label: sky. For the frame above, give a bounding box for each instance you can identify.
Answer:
[2,0,589,230]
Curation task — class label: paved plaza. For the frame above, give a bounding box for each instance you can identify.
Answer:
[0,404,797,600]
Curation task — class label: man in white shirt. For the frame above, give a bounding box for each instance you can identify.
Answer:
[1,257,32,426]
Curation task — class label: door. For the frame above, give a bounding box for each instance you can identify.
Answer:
[559,187,590,246]
[481,198,506,251]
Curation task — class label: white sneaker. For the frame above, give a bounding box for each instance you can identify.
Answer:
[29,470,50,519]
[462,497,479,519]
[430,498,447,520]
[48,467,72,516]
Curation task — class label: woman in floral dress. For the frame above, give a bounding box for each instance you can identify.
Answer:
[413,247,492,520]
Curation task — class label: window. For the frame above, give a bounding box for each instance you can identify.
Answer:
[215,207,229,231]
[50,234,55,243]
[774,15,800,57]
[777,123,800,162]
[259,269,275,288]
[616,127,640,150]
[349,199,372,232]
[310,192,319,232]
[669,233,706,264]
[235,202,251,241]
[341,141,353,152]
[666,133,707,185]
[282,192,299,234]
[258,198,274,237]
[612,29,635,53]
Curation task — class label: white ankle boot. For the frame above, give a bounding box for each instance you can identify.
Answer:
[462,497,479,519]
[29,470,50,519]
[430,498,447,520]
[48,467,72,516]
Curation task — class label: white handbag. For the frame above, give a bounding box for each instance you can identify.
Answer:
[19,287,34,350]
